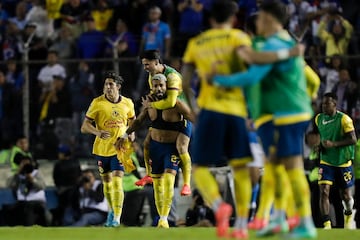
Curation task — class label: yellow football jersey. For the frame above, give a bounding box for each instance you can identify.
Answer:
[86,95,135,156]
[183,28,251,117]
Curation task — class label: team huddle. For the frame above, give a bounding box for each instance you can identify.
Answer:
[80,0,357,239]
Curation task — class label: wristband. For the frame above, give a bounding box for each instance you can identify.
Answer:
[276,49,289,60]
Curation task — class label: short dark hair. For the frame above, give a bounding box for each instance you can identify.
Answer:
[139,50,161,61]
[210,0,238,24]
[323,92,338,101]
[259,0,288,25]
[104,71,124,85]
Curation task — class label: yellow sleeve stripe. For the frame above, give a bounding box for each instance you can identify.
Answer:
[318,180,333,185]
[274,113,312,126]
[341,114,355,133]
[320,160,352,167]
[254,114,273,129]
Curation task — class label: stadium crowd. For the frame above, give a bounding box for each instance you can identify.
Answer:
[0,0,359,231]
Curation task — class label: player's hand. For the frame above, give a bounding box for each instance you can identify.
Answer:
[290,43,305,57]
[207,60,224,84]
[141,95,152,109]
[98,130,111,139]
[114,136,127,150]
[322,140,335,148]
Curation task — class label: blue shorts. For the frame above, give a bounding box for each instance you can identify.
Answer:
[149,139,180,175]
[192,110,251,166]
[180,120,192,138]
[318,164,355,189]
[95,155,124,174]
[257,120,309,158]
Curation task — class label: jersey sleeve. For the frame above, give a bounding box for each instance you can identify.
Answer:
[182,38,195,64]
[314,114,320,127]
[341,114,355,133]
[85,99,97,120]
[151,73,181,109]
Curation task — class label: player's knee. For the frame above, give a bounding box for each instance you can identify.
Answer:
[319,185,330,199]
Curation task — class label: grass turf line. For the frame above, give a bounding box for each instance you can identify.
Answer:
[0,227,360,240]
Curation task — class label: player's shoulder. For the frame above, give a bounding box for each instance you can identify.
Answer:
[339,111,353,122]
[92,95,105,104]
[121,95,134,105]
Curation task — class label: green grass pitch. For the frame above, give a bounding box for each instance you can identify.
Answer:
[1,227,360,240]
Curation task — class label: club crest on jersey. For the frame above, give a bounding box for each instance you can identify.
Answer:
[112,110,120,118]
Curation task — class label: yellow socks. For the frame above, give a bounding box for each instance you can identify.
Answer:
[161,173,176,217]
[112,176,124,222]
[103,181,113,210]
[287,168,312,217]
[256,162,275,221]
[153,177,164,216]
[179,153,191,186]
[233,167,251,226]
[286,185,297,219]
[273,164,290,212]
[193,167,221,206]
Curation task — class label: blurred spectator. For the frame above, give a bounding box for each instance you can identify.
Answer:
[5,58,25,92]
[139,6,171,59]
[62,169,108,226]
[76,16,106,60]
[9,135,33,174]
[52,144,81,226]
[49,24,76,75]
[90,0,113,32]
[0,2,9,36]
[8,1,28,31]
[25,0,54,39]
[319,54,344,93]
[174,0,204,57]
[37,50,66,96]
[46,0,64,30]
[185,189,215,227]
[2,21,22,60]
[106,18,138,57]
[331,68,357,114]
[6,155,51,226]
[69,61,96,157]
[105,18,138,97]
[317,7,353,59]
[287,0,317,38]
[39,75,73,145]
[0,72,23,152]
[60,0,90,38]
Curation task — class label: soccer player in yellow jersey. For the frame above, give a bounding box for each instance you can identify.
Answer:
[137,50,192,196]
[117,74,195,228]
[181,1,254,238]
[81,71,135,227]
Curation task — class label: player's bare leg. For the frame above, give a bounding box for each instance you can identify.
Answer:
[176,133,192,196]
[135,132,153,186]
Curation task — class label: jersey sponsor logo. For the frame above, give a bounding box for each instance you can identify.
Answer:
[322,119,335,125]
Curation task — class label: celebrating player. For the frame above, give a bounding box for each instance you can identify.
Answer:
[81,71,135,227]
